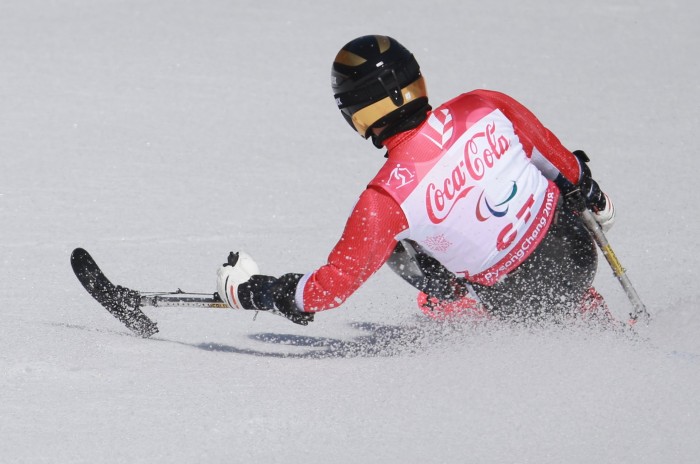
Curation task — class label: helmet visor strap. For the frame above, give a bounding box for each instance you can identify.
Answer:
[378,69,404,106]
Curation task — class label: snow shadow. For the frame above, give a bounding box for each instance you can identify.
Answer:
[191,321,453,359]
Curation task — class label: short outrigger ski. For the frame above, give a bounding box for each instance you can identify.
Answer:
[71,248,160,337]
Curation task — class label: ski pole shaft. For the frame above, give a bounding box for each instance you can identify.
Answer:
[579,208,650,323]
[140,292,229,309]
[138,290,314,325]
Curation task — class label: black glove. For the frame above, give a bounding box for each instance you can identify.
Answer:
[237,273,314,326]
[555,150,608,213]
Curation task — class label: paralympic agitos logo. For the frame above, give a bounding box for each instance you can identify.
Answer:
[426,120,511,224]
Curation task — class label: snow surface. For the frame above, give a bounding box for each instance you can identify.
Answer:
[1,0,699,462]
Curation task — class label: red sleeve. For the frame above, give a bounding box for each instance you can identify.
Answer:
[473,89,582,183]
[299,186,408,312]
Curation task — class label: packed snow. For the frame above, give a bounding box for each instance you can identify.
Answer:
[1,1,699,462]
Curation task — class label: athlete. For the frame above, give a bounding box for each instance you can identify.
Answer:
[216,35,616,325]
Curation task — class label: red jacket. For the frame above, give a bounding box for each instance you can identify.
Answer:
[297,90,582,312]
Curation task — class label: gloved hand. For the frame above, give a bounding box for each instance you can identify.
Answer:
[555,150,616,231]
[238,273,314,325]
[216,251,314,325]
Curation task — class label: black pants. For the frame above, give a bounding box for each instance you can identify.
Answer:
[387,198,598,321]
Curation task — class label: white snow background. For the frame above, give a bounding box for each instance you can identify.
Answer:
[1,0,699,463]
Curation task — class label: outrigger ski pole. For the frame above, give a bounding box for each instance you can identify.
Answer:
[70,248,312,338]
[578,207,651,324]
[139,291,228,309]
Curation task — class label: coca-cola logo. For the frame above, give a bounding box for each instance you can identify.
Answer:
[426,120,511,223]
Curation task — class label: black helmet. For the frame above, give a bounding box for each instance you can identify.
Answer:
[331,35,428,138]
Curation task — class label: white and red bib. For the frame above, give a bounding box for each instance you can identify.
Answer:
[370,99,559,285]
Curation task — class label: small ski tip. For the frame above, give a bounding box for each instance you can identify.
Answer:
[70,248,95,275]
[70,247,92,266]
[71,247,89,260]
